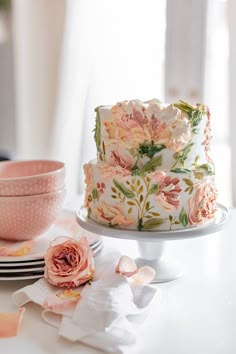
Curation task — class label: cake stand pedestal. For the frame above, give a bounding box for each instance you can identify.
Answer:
[76,203,230,283]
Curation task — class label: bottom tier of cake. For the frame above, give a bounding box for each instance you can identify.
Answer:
[83,160,217,231]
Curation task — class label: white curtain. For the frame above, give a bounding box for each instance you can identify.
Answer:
[51,0,167,196]
[12,0,66,159]
[12,0,233,205]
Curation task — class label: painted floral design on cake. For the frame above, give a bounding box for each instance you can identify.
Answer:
[84,99,218,231]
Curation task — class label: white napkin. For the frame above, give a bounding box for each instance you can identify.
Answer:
[12,249,157,354]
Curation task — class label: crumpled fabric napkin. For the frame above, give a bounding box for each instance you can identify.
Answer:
[12,249,157,354]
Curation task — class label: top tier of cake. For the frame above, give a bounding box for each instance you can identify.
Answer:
[94,99,214,177]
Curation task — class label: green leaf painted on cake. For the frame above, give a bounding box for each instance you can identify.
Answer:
[143,218,165,229]
[183,178,193,186]
[174,100,207,128]
[138,141,166,159]
[196,163,215,175]
[138,218,143,231]
[139,155,163,176]
[131,165,140,176]
[179,208,188,227]
[113,179,135,199]
[173,143,194,165]
[92,188,99,200]
[148,184,159,195]
[171,167,191,174]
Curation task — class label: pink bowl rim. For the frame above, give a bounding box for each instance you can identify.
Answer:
[0,160,65,181]
[0,188,66,200]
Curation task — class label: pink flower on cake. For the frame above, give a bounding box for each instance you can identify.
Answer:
[93,202,134,226]
[188,180,217,225]
[152,172,182,211]
[84,163,94,207]
[169,115,192,152]
[44,236,95,288]
[97,182,106,194]
[202,106,213,162]
[84,163,94,192]
[110,149,133,170]
[99,163,130,180]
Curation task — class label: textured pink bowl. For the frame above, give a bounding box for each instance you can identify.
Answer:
[0,160,65,197]
[0,189,66,241]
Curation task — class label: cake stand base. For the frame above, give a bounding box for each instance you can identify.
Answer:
[76,204,230,283]
[136,241,183,282]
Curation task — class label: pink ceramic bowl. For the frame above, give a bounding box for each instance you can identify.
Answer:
[0,188,66,241]
[0,160,65,197]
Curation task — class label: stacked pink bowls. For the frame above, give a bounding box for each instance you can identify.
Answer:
[0,160,66,241]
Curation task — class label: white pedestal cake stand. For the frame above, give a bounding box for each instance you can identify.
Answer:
[76,203,230,283]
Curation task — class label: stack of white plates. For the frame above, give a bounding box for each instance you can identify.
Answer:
[0,209,103,281]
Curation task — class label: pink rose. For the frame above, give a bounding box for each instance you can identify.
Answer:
[44,236,95,288]
[188,180,217,225]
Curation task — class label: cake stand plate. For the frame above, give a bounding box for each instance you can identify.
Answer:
[76,203,230,282]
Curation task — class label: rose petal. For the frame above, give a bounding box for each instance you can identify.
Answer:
[132,266,156,285]
[8,241,35,257]
[115,255,138,277]
[0,308,25,338]
[43,290,81,312]
[0,241,34,257]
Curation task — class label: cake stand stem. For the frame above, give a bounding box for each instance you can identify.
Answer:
[136,240,183,283]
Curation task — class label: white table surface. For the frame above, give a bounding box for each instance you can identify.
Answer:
[0,204,235,354]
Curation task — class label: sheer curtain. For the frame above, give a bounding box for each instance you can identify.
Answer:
[51,0,167,197]
[12,0,233,205]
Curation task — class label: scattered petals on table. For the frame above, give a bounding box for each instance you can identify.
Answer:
[132,266,156,285]
[0,240,35,257]
[115,255,138,277]
[116,255,156,284]
[0,307,25,338]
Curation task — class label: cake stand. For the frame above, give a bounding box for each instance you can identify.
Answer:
[76,203,230,283]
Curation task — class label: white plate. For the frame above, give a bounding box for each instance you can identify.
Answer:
[0,209,101,262]
[0,266,44,274]
[0,259,45,267]
[76,203,230,242]
[0,274,44,281]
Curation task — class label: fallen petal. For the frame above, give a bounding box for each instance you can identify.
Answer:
[0,308,25,338]
[43,290,81,312]
[115,255,138,277]
[132,266,156,285]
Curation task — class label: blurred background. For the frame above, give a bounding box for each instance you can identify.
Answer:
[0,0,234,205]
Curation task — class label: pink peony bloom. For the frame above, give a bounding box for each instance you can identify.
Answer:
[44,236,95,288]
[110,149,133,170]
[93,202,134,226]
[152,173,182,211]
[188,180,217,225]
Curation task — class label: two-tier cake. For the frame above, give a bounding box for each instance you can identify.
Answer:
[83,99,217,231]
